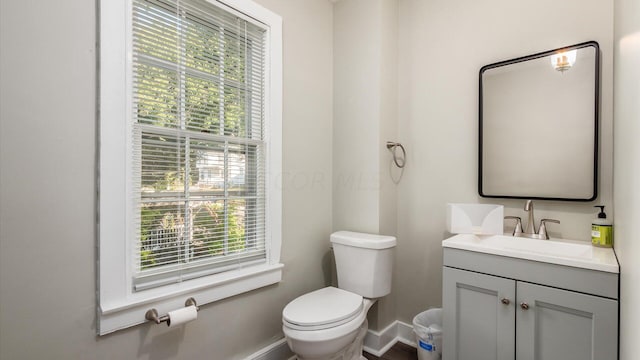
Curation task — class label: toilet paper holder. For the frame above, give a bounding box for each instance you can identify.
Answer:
[145,297,200,325]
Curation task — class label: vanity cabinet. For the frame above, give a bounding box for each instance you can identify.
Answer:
[443,268,514,360]
[442,247,619,360]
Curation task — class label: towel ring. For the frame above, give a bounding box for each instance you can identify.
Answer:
[386,141,406,168]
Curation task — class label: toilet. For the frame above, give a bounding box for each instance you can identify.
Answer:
[282,231,396,360]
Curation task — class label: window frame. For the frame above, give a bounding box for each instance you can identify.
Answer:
[98,0,282,335]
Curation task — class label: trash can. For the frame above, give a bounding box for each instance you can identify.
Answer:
[413,308,443,360]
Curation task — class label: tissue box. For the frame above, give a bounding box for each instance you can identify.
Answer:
[446,203,504,235]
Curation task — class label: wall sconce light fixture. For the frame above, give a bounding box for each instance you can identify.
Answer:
[550,49,577,72]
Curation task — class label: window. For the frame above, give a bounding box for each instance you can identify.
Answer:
[99,0,282,335]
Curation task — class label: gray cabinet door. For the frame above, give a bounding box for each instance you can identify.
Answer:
[443,267,516,360]
[516,281,618,360]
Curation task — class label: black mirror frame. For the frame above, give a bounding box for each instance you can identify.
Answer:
[478,41,600,202]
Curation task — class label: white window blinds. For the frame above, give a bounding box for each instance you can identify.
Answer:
[131,0,267,291]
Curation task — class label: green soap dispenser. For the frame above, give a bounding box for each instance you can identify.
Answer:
[592,206,613,247]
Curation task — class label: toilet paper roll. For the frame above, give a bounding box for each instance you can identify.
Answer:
[166,305,198,327]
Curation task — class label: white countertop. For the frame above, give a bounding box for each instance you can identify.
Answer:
[442,234,619,273]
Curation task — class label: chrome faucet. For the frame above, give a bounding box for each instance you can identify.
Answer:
[524,200,536,235]
[504,200,560,240]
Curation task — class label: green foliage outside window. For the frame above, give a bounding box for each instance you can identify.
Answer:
[133,0,256,271]
[140,201,246,270]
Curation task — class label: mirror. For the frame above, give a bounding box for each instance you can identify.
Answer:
[479,41,599,201]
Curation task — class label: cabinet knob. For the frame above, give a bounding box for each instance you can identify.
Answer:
[501,298,510,305]
[520,302,530,310]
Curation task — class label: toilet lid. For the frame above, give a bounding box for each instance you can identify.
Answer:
[283,287,363,330]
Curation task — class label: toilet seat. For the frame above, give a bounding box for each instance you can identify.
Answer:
[283,287,363,331]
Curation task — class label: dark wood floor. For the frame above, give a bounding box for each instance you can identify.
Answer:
[363,342,418,360]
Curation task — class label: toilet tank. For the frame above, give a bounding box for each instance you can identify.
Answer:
[330,231,396,298]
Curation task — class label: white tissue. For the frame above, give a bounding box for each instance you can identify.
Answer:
[446,203,504,235]
[167,305,198,327]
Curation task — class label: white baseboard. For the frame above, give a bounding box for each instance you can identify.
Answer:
[363,320,416,356]
[244,338,294,360]
[248,320,416,360]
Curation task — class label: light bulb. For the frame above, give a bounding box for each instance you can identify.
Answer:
[550,49,577,72]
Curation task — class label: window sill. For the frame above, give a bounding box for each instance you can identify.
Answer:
[98,263,283,335]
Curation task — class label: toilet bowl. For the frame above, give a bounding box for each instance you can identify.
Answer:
[283,287,374,360]
[282,231,396,360]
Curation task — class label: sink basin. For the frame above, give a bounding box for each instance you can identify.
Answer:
[469,235,593,259]
[442,234,619,273]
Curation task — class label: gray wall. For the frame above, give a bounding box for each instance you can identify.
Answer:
[395,0,614,324]
[332,0,399,331]
[0,0,334,359]
[613,0,640,358]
